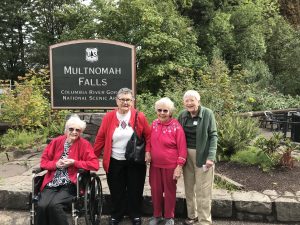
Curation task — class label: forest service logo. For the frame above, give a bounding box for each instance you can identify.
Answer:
[85,48,98,62]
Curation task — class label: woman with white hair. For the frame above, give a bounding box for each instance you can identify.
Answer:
[36,114,99,225]
[178,90,218,225]
[148,97,187,225]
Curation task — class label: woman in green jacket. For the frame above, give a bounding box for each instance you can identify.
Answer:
[178,90,218,225]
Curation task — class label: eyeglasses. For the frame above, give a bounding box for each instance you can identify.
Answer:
[157,109,169,113]
[68,127,81,133]
[118,98,132,103]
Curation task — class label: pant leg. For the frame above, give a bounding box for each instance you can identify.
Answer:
[37,188,57,225]
[37,185,75,225]
[195,164,214,225]
[107,158,127,220]
[149,166,163,217]
[127,161,146,218]
[183,149,197,219]
[48,185,76,225]
[162,168,177,219]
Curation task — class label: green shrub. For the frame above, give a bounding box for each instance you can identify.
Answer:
[0,129,45,150]
[0,69,50,128]
[42,110,70,138]
[231,146,277,172]
[214,175,239,191]
[136,92,159,123]
[217,113,259,160]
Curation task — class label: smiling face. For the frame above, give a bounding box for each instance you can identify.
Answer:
[66,123,82,143]
[156,104,171,123]
[183,96,200,115]
[116,93,134,114]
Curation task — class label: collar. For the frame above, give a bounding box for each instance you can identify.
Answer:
[184,106,204,119]
[156,118,174,126]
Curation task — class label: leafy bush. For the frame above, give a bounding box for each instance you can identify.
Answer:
[253,132,300,170]
[0,69,50,128]
[0,129,45,150]
[231,146,277,172]
[217,113,259,160]
[136,92,160,123]
[42,110,70,138]
[214,175,239,191]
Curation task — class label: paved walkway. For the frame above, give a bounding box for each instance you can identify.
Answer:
[0,210,287,225]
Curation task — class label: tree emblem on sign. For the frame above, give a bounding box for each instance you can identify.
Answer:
[85,48,98,62]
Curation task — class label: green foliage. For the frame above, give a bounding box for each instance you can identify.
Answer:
[217,113,259,160]
[200,52,236,113]
[214,175,239,191]
[252,133,300,170]
[266,19,300,95]
[255,132,282,154]
[254,132,282,170]
[0,69,50,128]
[231,146,278,172]
[136,92,158,124]
[42,110,70,138]
[0,129,45,150]
[61,0,207,94]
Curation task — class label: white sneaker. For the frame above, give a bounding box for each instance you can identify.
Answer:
[164,218,174,225]
[149,217,164,225]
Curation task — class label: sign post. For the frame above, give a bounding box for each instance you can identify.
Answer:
[49,40,136,109]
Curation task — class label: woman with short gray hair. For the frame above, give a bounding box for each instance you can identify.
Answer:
[178,90,218,225]
[94,88,151,225]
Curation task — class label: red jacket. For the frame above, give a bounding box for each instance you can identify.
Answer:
[40,135,99,191]
[94,108,151,172]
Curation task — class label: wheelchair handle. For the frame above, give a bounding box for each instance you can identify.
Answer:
[32,168,44,174]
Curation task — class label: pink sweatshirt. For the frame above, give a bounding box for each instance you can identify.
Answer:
[150,118,187,168]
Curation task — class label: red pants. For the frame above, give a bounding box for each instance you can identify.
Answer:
[149,166,177,218]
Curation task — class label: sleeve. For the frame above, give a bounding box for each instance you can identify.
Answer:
[74,141,99,171]
[93,114,108,157]
[175,121,187,166]
[207,111,218,161]
[139,112,151,152]
[40,138,59,171]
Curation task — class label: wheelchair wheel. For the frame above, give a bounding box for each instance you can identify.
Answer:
[84,175,103,225]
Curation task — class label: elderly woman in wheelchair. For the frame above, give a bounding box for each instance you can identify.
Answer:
[30,114,100,225]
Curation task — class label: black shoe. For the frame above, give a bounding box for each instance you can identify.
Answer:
[184,217,198,225]
[109,217,120,225]
[132,217,142,225]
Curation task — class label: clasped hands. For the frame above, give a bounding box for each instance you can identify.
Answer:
[56,158,75,169]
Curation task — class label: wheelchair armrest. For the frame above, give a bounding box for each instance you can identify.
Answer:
[32,167,44,174]
[78,168,89,174]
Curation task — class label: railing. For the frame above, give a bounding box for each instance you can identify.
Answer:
[259,111,300,141]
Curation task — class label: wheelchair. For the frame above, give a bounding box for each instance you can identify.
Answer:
[29,168,103,225]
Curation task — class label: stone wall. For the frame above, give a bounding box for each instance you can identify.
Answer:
[76,113,105,144]
[210,189,300,223]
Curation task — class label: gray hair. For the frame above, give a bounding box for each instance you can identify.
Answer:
[155,97,175,114]
[65,114,86,132]
[117,87,134,99]
[183,90,201,101]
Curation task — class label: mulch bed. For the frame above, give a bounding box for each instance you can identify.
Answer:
[215,161,300,193]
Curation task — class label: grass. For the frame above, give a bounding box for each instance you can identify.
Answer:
[230,146,276,171]
[214,175,240,191]
[0,129,46,151]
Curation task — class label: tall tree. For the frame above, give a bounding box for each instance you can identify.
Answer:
[93,0,207,93]
[28,0,79,68]
[0,0,32,80]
